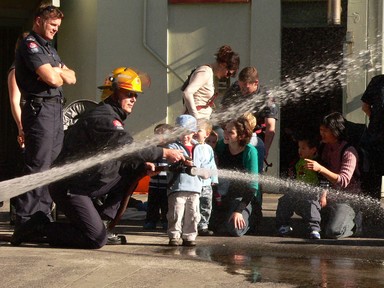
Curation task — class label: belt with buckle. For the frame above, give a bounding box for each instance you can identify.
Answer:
[28,96,63,104]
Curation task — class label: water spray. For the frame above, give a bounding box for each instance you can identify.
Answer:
[0,139,158,202]
[216,169,384,223]
[0,45,380,203]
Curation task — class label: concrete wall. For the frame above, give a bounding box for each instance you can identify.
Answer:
[344,0,383,124]
[251,1,281,176]
[57,0,281,175]
[58,0,98,104]
[168,3,250,119]
[343,0,368,123]
[168,1,281,175]
[59,0,169,139]
[3,0,382,181]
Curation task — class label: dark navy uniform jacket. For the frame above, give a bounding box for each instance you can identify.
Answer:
[361,75,384,142]
[54,98,164,195]
[15,31,63,98]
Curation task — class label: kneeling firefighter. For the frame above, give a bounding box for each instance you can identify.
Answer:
[11,67,185,249]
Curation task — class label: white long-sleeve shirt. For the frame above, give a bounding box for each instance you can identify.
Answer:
[193,143,218,186]
[183,65,214,120]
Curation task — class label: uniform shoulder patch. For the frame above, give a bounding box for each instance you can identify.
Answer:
[26,40,40,54]
[112,119,124,130]
[25,35,35,42]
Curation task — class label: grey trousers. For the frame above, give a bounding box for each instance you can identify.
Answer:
[323,202,356,239]
[198,185,213,230]
[276,193,321,232]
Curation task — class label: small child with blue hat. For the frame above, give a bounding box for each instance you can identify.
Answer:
[166,114,203,246]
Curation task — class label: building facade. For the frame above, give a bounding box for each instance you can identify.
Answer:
[0,0,382,179]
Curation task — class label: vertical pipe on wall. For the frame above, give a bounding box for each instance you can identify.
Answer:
[381,2,384,199]
[52,0,60,7]
[328,0,341,25]
[142,0,183,83]
[381,1,384,75]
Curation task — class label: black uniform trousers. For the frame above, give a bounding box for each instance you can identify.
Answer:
[45,163,144,249]
[14,97,63,224]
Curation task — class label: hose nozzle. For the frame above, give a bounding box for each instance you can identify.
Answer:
[155,163,197,176]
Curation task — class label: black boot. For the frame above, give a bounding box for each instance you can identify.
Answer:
[102,220,127,245]
[11,211,50,246]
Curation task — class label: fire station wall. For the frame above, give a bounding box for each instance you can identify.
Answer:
[343,0,369,124]
[57,0,281,176]
[58,0,169,139]
[57,0,98,105]
[167,1,281,176]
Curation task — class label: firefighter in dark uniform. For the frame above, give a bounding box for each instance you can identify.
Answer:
[361,75,384,199]
[11,68,185,249]
[13,5,76,226]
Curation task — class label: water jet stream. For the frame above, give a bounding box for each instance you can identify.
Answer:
[0,47,379,204]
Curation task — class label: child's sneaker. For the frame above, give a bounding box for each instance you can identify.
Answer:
[309,230,321,240]
[198,228,214,236]
[168,238,181,246]
[182,239,196,247]
[143,221,157,230]
[278,225,293,236]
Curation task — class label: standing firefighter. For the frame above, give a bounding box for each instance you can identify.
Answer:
[13,4,76,226]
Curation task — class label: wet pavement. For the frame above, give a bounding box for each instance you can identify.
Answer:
[1,193,384,287]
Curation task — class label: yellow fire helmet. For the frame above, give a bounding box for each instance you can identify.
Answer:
[98,67,151,101]
[98,67,127,100]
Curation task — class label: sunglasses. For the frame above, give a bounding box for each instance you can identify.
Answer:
[225,65,236,78]
[43,5,55,12]
[122,91,138,98]
[36,5,63,18]
[227,69,237,78]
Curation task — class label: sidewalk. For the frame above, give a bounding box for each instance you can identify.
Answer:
[1,194,384,288]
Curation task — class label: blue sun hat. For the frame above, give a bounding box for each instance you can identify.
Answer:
[175,114,198,132]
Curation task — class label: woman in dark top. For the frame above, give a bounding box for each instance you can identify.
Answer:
[210,116,259,236]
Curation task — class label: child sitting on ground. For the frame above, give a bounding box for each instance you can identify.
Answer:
[275,132,323,239]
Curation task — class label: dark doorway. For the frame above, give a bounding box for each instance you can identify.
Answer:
[0,0,42,181]
[0,27,25,181]
[280,26,346,177]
